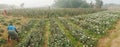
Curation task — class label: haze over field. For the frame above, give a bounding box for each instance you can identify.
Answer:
[0,0,120,8]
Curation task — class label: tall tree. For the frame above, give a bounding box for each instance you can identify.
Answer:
[90,1,94,8]
[54,0,90,8]
[95,0,103,8]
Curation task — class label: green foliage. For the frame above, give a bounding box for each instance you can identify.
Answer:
[16,18,21,20]
[54,0,90,8]
[16,20,45,47]
[6,8,103,18]
[49,19,74,47]
[16,22,21,25]
[0,29,4,33]
[0,19,5,23]
[0,38,7,44]
[0,34,2,37]
[9,19,18,23]
[1,22,8,26]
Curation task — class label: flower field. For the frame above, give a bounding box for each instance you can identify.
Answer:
[0,9,120,47]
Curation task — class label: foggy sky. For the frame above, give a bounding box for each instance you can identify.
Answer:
[0,0,120,8]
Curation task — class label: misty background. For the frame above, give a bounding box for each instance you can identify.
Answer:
[0,0,120,8]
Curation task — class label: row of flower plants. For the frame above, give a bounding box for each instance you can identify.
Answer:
[14,10,120,47]
[49,18,73,47]
[16,19,46,47]
[64,11,120,47]
[69,11,120,37]
[16,18,75,47]
[5,8,103,18]
[58,18,96,47]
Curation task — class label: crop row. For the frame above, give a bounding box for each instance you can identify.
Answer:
[4,8,103,18]
[69,12,120,37]
[16,19,46,47]
[58,18,96,47]
[49,19,73,47]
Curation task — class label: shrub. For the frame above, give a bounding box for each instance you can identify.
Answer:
[1,22,8,26]
[0,38,7,44]
[16,22,21,25]
[0,34,2,37]
[0,29,4,33]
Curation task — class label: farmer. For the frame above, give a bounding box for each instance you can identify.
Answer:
[3,9,7,16]
[7,23,19,42]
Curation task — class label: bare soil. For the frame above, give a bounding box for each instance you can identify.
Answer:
[98,20,120,47]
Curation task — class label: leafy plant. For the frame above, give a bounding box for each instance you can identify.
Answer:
[1,22,8,26]
[0,34,2,37]
[0,38,7,44]
[0,29,4,33]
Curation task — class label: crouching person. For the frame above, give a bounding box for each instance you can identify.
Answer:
[7,23,19,42]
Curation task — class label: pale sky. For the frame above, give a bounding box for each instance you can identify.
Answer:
[0,0,120,8]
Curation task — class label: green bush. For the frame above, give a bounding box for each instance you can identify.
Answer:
[0,38,7,44]
[0,29,4,33]
[0,34,2,37]
[0,19,5,23]
[16,22,21,25]
[1,22,8,26]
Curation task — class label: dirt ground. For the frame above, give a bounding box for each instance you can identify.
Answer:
[98,20,120,47]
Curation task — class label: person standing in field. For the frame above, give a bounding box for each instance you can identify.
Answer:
[7,23,19,42]
[3,9,7,16]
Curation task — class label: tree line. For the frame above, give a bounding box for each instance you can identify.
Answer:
[53,0,103,8]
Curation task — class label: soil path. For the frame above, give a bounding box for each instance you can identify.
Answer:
[98,20,120,47]
[44,20,50,47]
